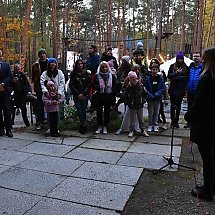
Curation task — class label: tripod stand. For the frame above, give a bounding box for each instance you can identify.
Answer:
[153,105,196,174]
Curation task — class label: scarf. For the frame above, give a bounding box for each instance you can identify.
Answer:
[98,71,112,93]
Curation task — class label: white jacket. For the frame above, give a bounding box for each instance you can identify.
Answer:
[40,69,65,97]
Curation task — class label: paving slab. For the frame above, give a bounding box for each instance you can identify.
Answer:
[0,188,42,215]
[64,148,123,164]
[81,139,131,152]
[12,132,44,141]
[0,149,33,166]
[19,142,76,157]
[71,162,143,185]
[93,133,135,142]
[63,130,94,138]
[0,167,65,195]
[48,177,133,211]
[117,152,180,171]
[128,142,181,158]
[63,137,88,146]
[25,197,119,215]
[136,135,182,146]
[39,136,63,144]
[161,128,190,138]
[0,137,33,150]
[0,165,11,173]
[17,154,84,176]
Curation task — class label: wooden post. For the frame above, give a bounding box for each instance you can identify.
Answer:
[180,0,186,52]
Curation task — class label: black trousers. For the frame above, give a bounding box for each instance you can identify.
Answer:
[170,95,184,125]
[12,96,30,126]
[0,91,12,131]
[158,101,166,124]
[35,92,44,126]
[197,142,215,195]
[187,93,195,111]
[49,112,58,135]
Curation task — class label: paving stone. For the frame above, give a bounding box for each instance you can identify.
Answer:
[71,162,143,185]
[161,128,190,138]
[136,135,182,146]
[0,188,42,215]
[39,137,63,144]
[64,130,94,138]
[117,152,180,171]
[48,177,133,211]
[0,167,65,195]
[25,197,119,215]
[128,142,181,158]
[63,137,88,146]
[17,154,84,175]
[64,148,123,164]
[12,132,44,141]
[19,142,76,157]
[93,133,135,142]
[0,137,33,150]
[81,139,131,152]
[0,149,33,166]
[0,165,11,173]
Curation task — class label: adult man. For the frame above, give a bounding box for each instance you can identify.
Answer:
[184,52,202,128]
[0,50,13,137]
[12,64,32,127]
[32,48,48,130]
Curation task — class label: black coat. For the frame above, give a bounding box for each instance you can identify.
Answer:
[184,71,215,144]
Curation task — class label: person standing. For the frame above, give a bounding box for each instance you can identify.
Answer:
[11,64,32,127]
[168,50,187,128]
[32,48,48,130]
[184,52,203,128]
[69,59,91,134]
[0,50,13,137]
[184,47,215,202]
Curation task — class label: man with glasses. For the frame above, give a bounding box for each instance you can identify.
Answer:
[184,52,202,128]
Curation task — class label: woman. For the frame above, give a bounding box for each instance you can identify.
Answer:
[69,59,91,134]
[185,47,215,202]
[92,61,117,134]
[168,50,187,128]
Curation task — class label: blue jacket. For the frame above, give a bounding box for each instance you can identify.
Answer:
[0,61,13,91]
[86,54,100,74]
[145,75,165,102]
[187,63,202,94]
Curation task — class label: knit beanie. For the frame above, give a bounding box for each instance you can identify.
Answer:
[121,55,130,63]
[137,42,143,48]
[48,58,58,65]
[47,80,55,88]
[128,71,137,79]
[38,48,47,56]
[176,50,184,60]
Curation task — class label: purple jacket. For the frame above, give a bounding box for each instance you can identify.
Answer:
[43,93,62,112]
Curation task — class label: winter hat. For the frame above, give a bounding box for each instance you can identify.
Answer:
[137,42,143,48]
[128,71,137,79]
[47,80,55,88]
[176,50,184,60]
[48,58,58,65]
[38,48,47,56]
[121,55,130,63]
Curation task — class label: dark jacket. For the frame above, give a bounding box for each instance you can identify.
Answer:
[186,62,202,94]
[145,75,165,102]
[100,53,118,70]
[123,81,147,110]
[0,61,13,92]
[69,70,91,98]
[168,63,187,96]
[117,62,132,83]
[184,71,215,143]
[86,53,100,74]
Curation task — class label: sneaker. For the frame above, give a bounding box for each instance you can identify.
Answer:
[46,128,50,134]
[147,126,153,132]
[128,131,134,138]
[103,126,108,134]
[184,123,190,128]
[142,129,149,137]
[154,126,159,132]
[115,129,122,135]
[95,126,103,134]
[36,124,43,130]
[162,123,168,130]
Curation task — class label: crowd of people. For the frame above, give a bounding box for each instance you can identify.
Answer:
[1,44,215,202]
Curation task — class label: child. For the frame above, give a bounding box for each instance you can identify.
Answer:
[145,63,165,132]
[43,80,62,137]
[123,71,148,138]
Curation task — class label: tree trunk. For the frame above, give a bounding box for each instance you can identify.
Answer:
[206,4,215,47]
[40,0,44,48]
[51,0,57,58]
[197,0,204,53]
[170,1,175,58]
[96,0,102,53]
[180,0,186,52]
[117,0,121,61]
[146,0,150,59]
[122,0,126,54]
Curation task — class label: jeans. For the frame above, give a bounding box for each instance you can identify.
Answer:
[129,108,145,131]
[147,100,160,126]
[74,97,88,126]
